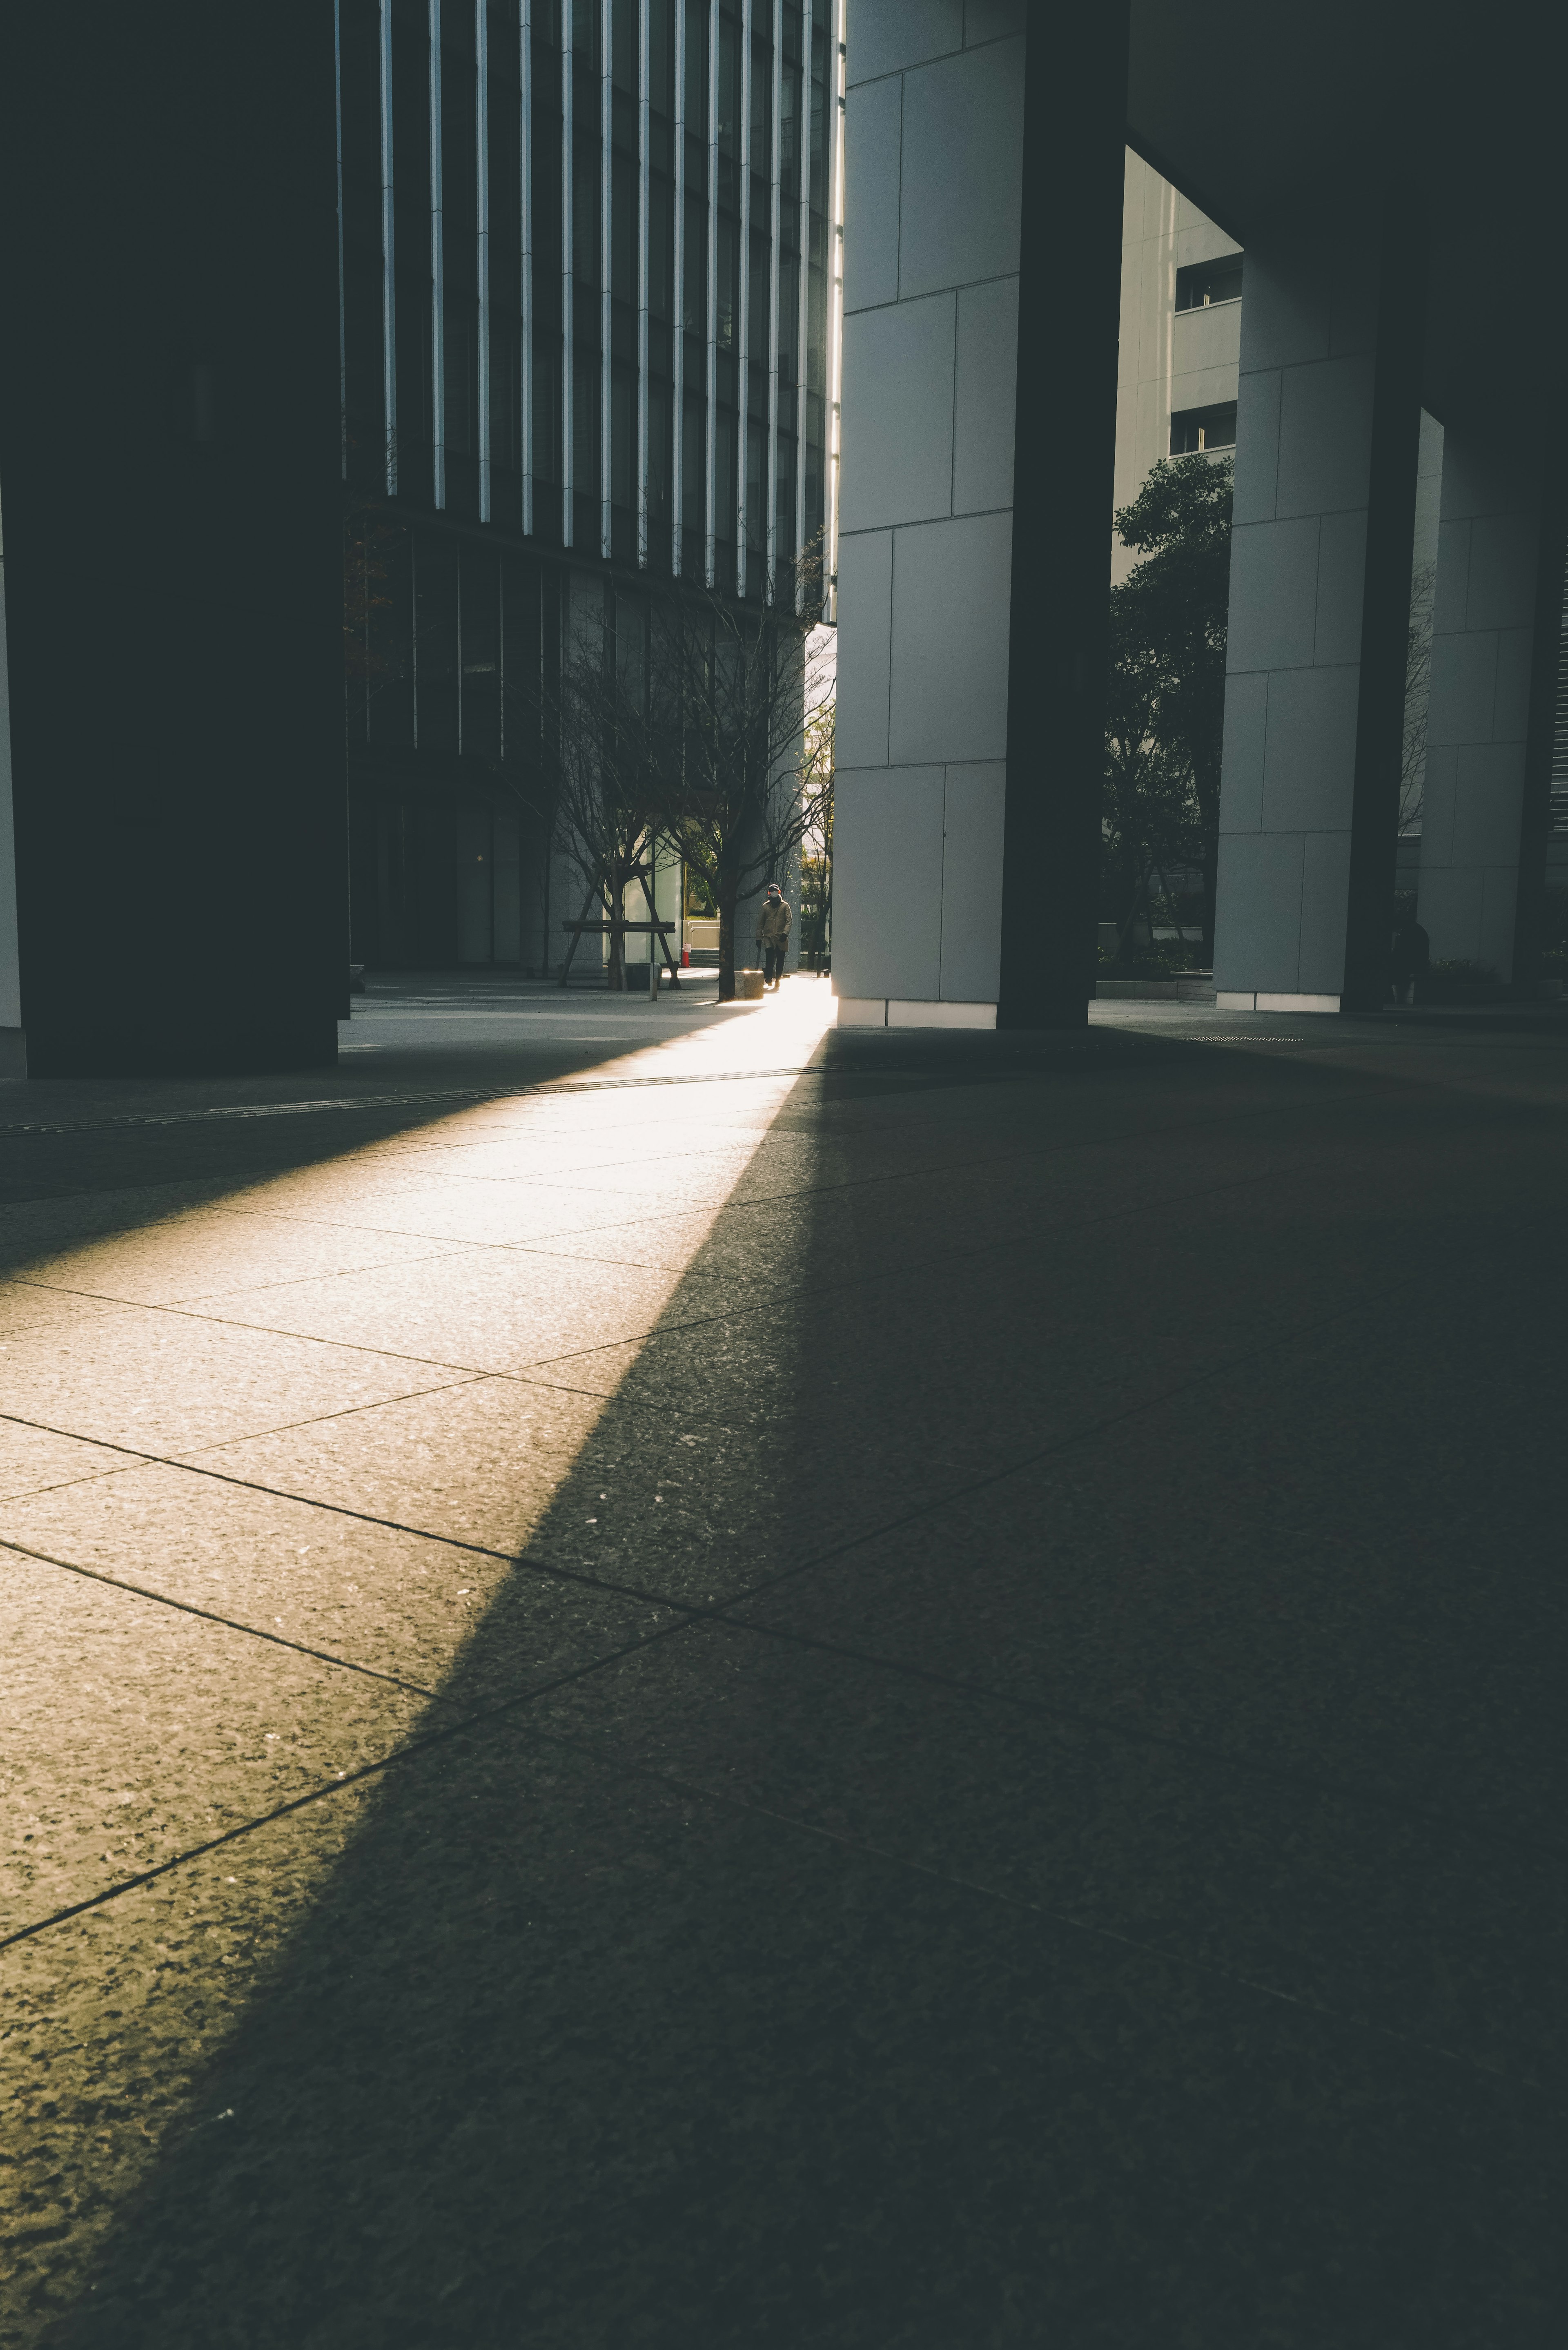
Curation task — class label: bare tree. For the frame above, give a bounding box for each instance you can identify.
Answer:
[526,593,678,988]
[797,702,835,968]
[644,569,835,999]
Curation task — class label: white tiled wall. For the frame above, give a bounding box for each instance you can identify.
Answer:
[1213,239,1387,1003]
[833,0,1022,1021]
[1417,434,1541,978]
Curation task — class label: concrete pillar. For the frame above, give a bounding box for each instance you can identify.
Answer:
[0,4,344,1077]
[1415,437,1543,979]
[1214,215,1425,1014]
[831,2,1025,1032]
[831,0,1124,1032]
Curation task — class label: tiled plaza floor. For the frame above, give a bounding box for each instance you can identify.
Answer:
[4,977,1566,2345]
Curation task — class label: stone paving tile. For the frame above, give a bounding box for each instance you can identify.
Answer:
[517,1130,1318,1282]
[502,1387,1016,1605]
[0,1421,133,1503]
[1,1552,428,1938]
[182,1376,609,1555]
[531,1617,1568,2087]
[519,1205,769,1273]
[346,1121,774,1184]
[0,1182,236,1272]
[218,1156,501,1219]
[729,1260,1568,1837]
[7,1718,1557,2350]
[0,1312,464,1455]
[0,1286,138,1341]
[0,1459,653,1701]
[236,1176,723,1249]
[497,1148,776,1210]
[178,1251,695,1375]
[4,1210,470,1306]
[514,1341,648,1399]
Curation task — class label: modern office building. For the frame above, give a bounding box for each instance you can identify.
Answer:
[1113,154,1241,586]
[832,0,1568,1026]
[336,0,840,972]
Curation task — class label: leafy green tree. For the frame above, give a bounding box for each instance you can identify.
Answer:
[1102,591,1203,962]
[1107,454,1233,954]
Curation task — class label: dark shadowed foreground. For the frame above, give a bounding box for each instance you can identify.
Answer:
[4,981,1565,2346]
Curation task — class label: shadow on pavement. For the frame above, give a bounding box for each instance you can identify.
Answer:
[20,1017,1568,2347]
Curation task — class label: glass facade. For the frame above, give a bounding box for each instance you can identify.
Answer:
[340,0,838,968]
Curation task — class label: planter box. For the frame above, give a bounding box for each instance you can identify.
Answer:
[1416,979,1512,1007]
[1096,977,1216,1001]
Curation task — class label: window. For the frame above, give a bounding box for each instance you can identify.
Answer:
[1169,401,1236,455]
[1175,256,1243,311]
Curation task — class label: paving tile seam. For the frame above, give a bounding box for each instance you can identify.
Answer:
[490,1151,1303,1283]
[0,1064,840,1141]
[0,1536,439,1698]
[0,1075,1400,1242]
[82,1293,741,1378]
[10,1581,1548,2106]
[342,1074,1383,1195]
[8,1348,1557,1897]
[0,1240,489,1313]
[206,1139,1310,1283]
[699,1613,1568,1864]
[0,1378,485,1484]
[3,1041,1368,1174]
[5,1346,1541,1881]
[516,1725,1559,2101]
[497,1211,1427,1387]
[0,1404,528,1550]
[0,1610,713,1955]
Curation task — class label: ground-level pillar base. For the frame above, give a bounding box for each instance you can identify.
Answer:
[1216,992,1342,1014]
[835,999,998,1030]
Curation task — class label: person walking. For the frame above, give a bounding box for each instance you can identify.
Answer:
[1389,906,1430,1006]
[756,883,792,990]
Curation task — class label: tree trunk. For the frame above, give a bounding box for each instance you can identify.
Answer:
[717,874,738,1001]
[606,866,625,990]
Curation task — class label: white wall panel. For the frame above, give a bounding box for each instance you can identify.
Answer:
[845,0,962,85]
[896,42,1023,299]
[838,294,956,530]
[831,766,945,1000]
[887,511,1013,766]
[961,0,1025,42]
[833,528,894,769]
[952,277,1018,515]
[939,763,1005,999]
[842,74,901,312]
[1257,664,1361,833]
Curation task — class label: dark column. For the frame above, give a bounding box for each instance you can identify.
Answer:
[1510,440,1568,992]
[1341,186,1429,1013]
[0,3,344,1077]
[996,0,1130,1030]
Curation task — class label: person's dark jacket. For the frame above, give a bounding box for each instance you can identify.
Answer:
[1389,918,1430,983]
